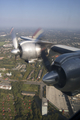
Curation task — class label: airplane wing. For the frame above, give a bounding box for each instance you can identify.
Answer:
[51,44,80,54]
[20,28,80,54]
[20,36,33,41]
[36,40,53,48]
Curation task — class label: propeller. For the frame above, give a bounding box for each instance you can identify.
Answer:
[10,28,21,60]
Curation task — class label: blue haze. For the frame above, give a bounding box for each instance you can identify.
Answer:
[0,0,80,29]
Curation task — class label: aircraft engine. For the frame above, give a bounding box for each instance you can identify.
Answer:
[20,43,41,60]
[43,52,80,96]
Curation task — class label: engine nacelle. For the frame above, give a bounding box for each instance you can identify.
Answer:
[43,52,80,96]
[20,43,41,60]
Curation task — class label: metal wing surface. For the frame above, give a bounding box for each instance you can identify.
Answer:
[51,44,80,54]
[20,36,33,41]
[36,40,53,48]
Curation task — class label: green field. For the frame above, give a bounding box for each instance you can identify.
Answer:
[0,81,66,120]
[22,84,39,93]
[0,42,5,46]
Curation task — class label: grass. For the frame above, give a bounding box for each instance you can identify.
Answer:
[0,42,5,46]
[0,90,15,119]
[0,88,34,119]
[22,84,39,92]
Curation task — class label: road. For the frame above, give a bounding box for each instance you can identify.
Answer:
[0,78,45,98]
[0,78,72,117]
[0,78,45,85]
[24,81,46,98]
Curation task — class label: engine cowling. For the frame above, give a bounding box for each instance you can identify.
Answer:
[43,52,80,96]
[20,43,41,60]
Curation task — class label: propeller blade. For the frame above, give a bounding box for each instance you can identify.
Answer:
[10,28,18,49]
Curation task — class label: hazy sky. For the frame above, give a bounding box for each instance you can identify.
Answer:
[0,0,80,29]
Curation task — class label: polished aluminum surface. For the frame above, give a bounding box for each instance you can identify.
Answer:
[36,44,41,57]
[21,43,41,60]
[53,45,80,51]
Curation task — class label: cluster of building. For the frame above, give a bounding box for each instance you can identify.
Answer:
[12,64,26,71]
[0,70,12,78]
[42,97,48,115]
[0,68,6,71]
[0,82,12,90]
[0,57,4,60]
[37,69,42,80]
[20,64,26,72]
[27,70,34,80]
[0,73,2,77]
[1,94,14,119]
[31,77,34,81]
[1,46,12,52]
[6,72,12,77]
[21,87,48,116]
[68,94,80,114]
[3,44,13,48]
[27,69,43,81]
[0,34,6,37]
[21,91,35,97]
[72,42,80,46]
